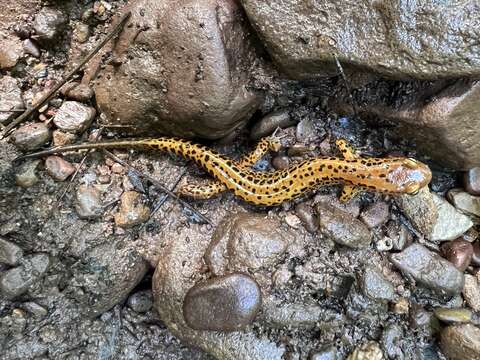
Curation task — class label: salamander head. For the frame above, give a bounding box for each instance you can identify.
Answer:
[386,158,432,194]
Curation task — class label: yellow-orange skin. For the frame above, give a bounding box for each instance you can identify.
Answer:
[19,137,432,206]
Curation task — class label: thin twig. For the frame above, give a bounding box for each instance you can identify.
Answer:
[333,53,359,118]
[102,150,212,225]
[1,11,131,138]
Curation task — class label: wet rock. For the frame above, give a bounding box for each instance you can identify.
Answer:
[127,290,153,313]
[53,101,96,133]
[272,155,290,170]
[114,191,151,228]
[347,341,384,360]
[472,241,480,267]
[447,189,480,217]
[250,110,294,140]
[21,302,47,318]
[361,266,394,302]
[441,239,473,272]
[440,324,480,360]
[391,244,464,294]
[75,23,90,43]
[11,123,51,151]
[0,237,23,266]
[314,193,361,218]
[240,1,480,80]
[395,187,437,237]
[60,83,94,102]
[0,32,23,69]
[316,203,372,249]
[33,7,67,44]
[310,346,337,360]
[381,324,403,360]
[295,203,319,233]
[465,167,480,195]
[0,76,24,124]
[205,213,293,274]
[262,298,344,330]
[15,160,41,188]
[183,273,261,331]
[45,156,75,181]
[22,39,40,58]
[430,193,473,241]
[0,254,50,299]
[463,275,480,312]
[409,306,440,336]
[95,0,263,139]
[52,130,76,147]
[74,184,103,219]
[434,308,472,324]
[385,221,411,251]
[359,201,389,229]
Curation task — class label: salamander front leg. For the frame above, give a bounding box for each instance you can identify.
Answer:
[339,185,364,203]
[335,139,360,160]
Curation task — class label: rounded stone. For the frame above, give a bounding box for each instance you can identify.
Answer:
[45,156,76,181]
[250,110,294,140]
[434,308,472,324]
[272,155,290,170]
[74,184,103,219]
[33,7,67,44]
[183,273,261,331]
[11,123,51,151]
[464,167,480,195]
[472,241,480,267]
[359,201,390,229]
[0,237,23,266]
[114,191,151,228]
[53,101,96,133]
[127,290,153,313]
[440,324,480,360]
[441,239,473,272]
[295,203,319,233]
[15,160,41,188]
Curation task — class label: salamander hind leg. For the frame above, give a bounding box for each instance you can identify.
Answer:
[335,139,359,160]
[177,182,227,200]
[339,185,364,203]
[239,136,281,167]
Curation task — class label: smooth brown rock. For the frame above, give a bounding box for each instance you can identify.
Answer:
[295,203,319,233]
[45,156,75,181]
[440,324,480,360]
[75,185,103,219]
[465,167,480,195]
[60,83,94,102]
[472,241,480,267]
[316,203,372,249]
[240,1,480,80]
[11,123,51,151]
[463,275,480,312]
[250,110,294,140]
[22,39,40,58]
[114,191,151,228]
[94,0,262,139]
[395,187,437,237]
[15,160,41,188]
[0,32,23,69]
[360,201,389,229]
[183,273,261,331]
[205,213,292,275]
[0,76,24,124]
[390,243,464,295]
[441,239,473,272]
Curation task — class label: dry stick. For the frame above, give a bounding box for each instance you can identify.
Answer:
[333,53,359,118]
[102,150,212,225]
[1,11,132,138]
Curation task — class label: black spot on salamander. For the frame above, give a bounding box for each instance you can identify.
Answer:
[204,154,210,161]
[327,165,333,170]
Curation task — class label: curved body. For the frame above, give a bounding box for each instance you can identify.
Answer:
[18,137,432,206]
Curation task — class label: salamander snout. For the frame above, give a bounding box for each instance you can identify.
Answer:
[388,158,432,194]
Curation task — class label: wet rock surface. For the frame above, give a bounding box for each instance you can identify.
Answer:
[183,273,261,331]
[361,266,394,302]
[447,188,480,217]
[53,101,96,133]
[94,0,263,139]
[240,1,480,80]
[441,239,473,272]
[14,160,41,188]
[464,167,480,195]
[32,7,67,44]
[0,76,24,124]
[74,184,103,219]
[11,123,51,151]
[114,191,151,228]
[390,243,464,294]
[0,32,23,69]
[440,324,480,360]
[45,156,75,181]
[0,237,23,266]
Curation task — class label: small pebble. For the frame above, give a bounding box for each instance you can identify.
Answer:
[12,123,51,151]
[361,266,395,302]
[359,201,389,229]
[111,163,124,174]
[45,156,75,181]
[114,191,151,228]
[441,238,473,271]
[0,237,23,266]
[97,175,111,184]
[464,167,480,195]
[462,275,480,312]
[9,309,27,337]
[434,308,472,324]
[75,184,103,219]
[15,160,41,188]
[272,155,290,170]
[127,290,153,313]
[295,203,319,233]
[392,298,409,315]
[53,101,96,133]
[183,273,261,331]
[61,83,94,102]
[21,302,47,318]
[52,130,77,147]
[409,305,440,335]
[381,324,403,359]
[0,33,23,69]
[347,341,384,360]
[0,76,24,124]
[75,23,90,43]
[250,109,294,140]
[309,346,337,360]
[22,39,40,58]
[447,188,480,217]
[440,324,480,360]
[385,221,411,251]
[287,143,315,157]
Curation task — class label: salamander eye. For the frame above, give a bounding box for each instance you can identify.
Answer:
[404,158,419,169]
[410,188,419,195]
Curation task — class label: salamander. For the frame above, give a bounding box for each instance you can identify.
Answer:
[16,137,432,206]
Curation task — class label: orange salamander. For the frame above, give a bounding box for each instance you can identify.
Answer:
[16,136,432,206]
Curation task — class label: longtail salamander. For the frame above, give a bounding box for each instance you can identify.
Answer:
[16,137,432,206]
